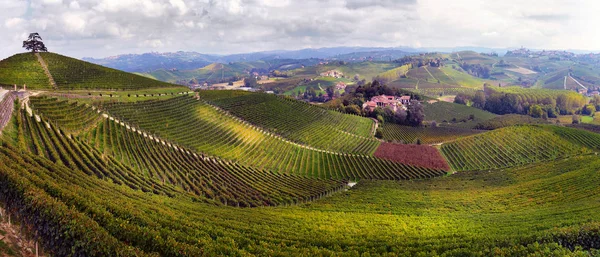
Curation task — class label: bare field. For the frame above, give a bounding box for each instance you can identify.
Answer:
[506,66,537,75]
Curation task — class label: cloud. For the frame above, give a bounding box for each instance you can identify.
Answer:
[344,0,416,9]
[523,14,570,22]
[0,0,598,59]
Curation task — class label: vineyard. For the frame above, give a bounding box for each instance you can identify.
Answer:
[3,48,600,256]
[15,105,349,207]
[39,53,184,90]
[440,126,591,171]
[29,96,102,134]
[381,123,483,144]
[411,87,479,98]
[2,136,600,255]
[102,95,445,180]
[373,143,450,170]
[0,53,52,89]
[423,101,497,128]
[199,90,379,154]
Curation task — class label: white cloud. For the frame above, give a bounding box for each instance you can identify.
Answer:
[0,0,598,59]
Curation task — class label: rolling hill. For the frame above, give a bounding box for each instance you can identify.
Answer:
[2,50,600,256]
[0,52,186,91]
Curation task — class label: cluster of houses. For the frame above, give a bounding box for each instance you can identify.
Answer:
[506,47,575,60]
[362,94,411,113]
[320,70,344,78]
[335,82,347,91]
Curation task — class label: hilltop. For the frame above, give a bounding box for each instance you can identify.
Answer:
[0,52,186,91]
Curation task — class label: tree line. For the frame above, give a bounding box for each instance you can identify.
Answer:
[455,84,588,119]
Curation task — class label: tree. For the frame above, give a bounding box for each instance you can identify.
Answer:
[326,86,335,98]
[243,76,258,88]
[406,101,424,126]
[374,128,383,139]
[23,33,48,53]
[344,105,362,115]
[472,91,486,109]
[528,104,544,118]
[582,104,596,115]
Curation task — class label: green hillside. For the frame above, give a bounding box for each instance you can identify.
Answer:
[0,53,52,89]
[2,134,600,255]
[441,125,592,171]
[381,123,482,144]
[102,95,444,179]
[3,50,600,256]
[0,52,185,91]
[423,101,497,128]
[199,91,379,154]
[40,53,182,90]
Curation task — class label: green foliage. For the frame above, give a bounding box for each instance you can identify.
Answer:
[582,104,596,115]
[473,114,551,130]
[528,104,544,118]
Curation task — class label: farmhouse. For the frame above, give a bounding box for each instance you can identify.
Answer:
[362,94,409,112]
[335,82,347,90]
[320,70,344,78]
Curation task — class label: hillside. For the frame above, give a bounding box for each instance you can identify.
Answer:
[0,52,186,91]
[441,125,593,171]
[102,95,444,179]
[423,101,497,128]
[3,48,600,256]
[0,53,52,89]
[199,91,379,154]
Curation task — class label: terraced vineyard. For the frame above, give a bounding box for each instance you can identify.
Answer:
[29,96,102,134]
[441,126,592,171]
[2,137,600,255]
[15,107,347,207]
[39,53,182,90]
[103,96,445,179]
[199,91,379,154]
[0,53,52,89]
[544,125,600,151]
[381,123,483,144]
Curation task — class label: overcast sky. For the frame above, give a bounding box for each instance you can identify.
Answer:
[1,0,599,59]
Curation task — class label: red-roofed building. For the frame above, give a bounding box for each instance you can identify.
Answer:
[363,94,410,113]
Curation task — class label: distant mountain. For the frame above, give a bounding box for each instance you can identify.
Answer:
[83,51,220,73]
[83,46,536,73]
[83,47,417,72]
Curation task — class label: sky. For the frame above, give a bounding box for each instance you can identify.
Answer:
[1,0,599,59]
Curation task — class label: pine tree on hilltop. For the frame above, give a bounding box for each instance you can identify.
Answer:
[23,33,48,53]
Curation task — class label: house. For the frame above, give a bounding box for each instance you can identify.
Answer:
[399,95,411,105]
[335,82,347,91]
[362,101,378,112]
[363,94,411,113]
[320,70,344,78]
[591,91,600,96]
